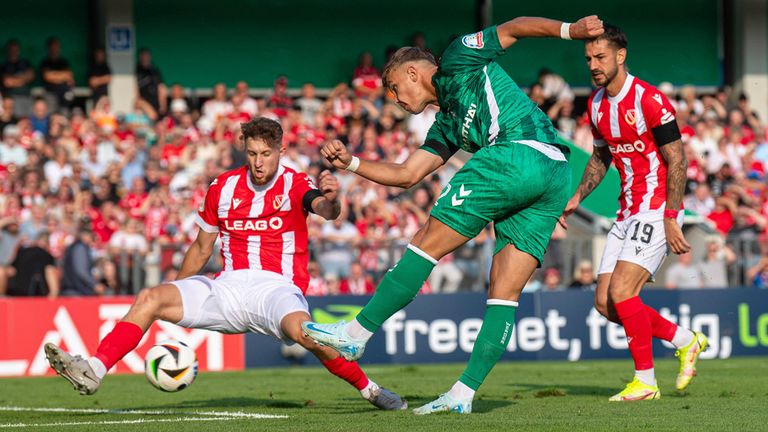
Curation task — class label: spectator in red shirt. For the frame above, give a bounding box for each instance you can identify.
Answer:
[340,262,375,295]
[267,75,293,118]
[119,177,148,220]
[352,52,383,101]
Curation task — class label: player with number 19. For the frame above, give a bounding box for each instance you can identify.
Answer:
[559,24,708,401]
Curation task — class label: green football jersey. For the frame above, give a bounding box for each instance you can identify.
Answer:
[422,26,562,161]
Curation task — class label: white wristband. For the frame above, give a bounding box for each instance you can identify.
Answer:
[345,156,360,173]
[560,22,572,40]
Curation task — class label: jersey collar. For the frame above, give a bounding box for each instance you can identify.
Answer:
[607,73,635,104]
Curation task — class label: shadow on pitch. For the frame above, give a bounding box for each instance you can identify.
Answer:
[330,396,514,415]
[507,382,615,397]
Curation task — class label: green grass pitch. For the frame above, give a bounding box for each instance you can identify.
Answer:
[1,357,766,431]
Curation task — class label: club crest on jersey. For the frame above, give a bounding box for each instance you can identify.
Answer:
[624,109,636,125]
[461,32,484,49]
[273,194,287,210]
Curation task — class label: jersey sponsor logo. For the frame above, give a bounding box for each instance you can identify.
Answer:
[652,93,664,105]
[609,140,646,154]
[461,32,484,49]
[660,108,675,125]
[273,194,287,210]
[223,216,283,231]
[624,109,636,126]
[461,103,478,147]
[597,111,604,123]
[232,198,243,209]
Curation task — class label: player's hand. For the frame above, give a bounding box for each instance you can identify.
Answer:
[318,170,339,202]
[570,15,604,40]
[558,195,581,229]
[664,218,691,254]
[320,140,353,170]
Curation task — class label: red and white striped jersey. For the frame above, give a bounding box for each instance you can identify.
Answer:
[196,165,319,292]
[588,74,679,221]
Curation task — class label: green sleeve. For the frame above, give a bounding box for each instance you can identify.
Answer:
[419,112,459,162]
[439,26,506,75]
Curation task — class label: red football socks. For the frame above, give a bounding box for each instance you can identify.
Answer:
[93,321,144,370]
[321,357,369,390]
[614,296,654,371]
[644,305,677,342]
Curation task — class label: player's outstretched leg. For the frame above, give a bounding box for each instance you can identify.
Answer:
[414,244,532,415]
[303,219,468,361]
[46,284,182,395]
[302,244,438,361]
[284,311,407,410]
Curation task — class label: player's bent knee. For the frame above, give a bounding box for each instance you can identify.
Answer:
[594,298,609,318]
[134,284,181,321]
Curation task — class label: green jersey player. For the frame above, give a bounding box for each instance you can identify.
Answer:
[304,15,604,414]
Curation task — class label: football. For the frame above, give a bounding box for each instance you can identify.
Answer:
[144,340,198,392]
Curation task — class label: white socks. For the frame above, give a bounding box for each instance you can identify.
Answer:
[87,357,108,379]
[635,369,656,386]
[671,327,695,349]
[346,319,374,342]
[360,379,378,399]
[446,380,476,400]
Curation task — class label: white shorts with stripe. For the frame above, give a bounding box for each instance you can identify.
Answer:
[171,269,308,343]
[598,211,685,276]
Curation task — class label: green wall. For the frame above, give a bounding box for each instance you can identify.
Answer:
[0,0,721,89]
[134,0,476,88]
[493,0,721,87]
[0,0,89,85]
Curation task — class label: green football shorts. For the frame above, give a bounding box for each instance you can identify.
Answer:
[430,140,571,265]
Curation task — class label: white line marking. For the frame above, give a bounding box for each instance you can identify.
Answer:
[0,417,237,428]
[0,406,288,419]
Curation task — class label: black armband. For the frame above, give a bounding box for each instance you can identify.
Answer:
[652,121,681,147]
[422,139,456,163]
[302,189,323,214]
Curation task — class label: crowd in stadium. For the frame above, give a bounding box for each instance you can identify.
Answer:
[0,36,765,298]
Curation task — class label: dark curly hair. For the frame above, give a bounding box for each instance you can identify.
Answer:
[241,117,283,149]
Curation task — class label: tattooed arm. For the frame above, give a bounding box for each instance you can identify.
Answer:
[559,145,612,228]
[658,139,691,254]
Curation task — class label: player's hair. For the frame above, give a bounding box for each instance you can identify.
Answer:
[241,117,283,149]
[382,47,437,89]
[589,23,627,50]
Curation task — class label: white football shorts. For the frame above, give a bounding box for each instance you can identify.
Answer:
[598,211,685,276]
[171,269,308,343]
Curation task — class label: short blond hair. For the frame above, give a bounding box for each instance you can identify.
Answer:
[382,47,436,89]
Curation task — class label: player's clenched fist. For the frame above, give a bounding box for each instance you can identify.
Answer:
[318,170,339,202]
[570,15,604,39]
[321,140,352,169]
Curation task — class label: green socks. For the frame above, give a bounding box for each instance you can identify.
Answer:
[356,246,436,333]
[459,301,517,390]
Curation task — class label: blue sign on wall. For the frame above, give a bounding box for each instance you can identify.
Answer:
[245,289,768,367]
[107,25,133,52]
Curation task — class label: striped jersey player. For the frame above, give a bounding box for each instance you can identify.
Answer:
[44,117,407,411]
[560,24,708,402]
[196,164,316,290]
